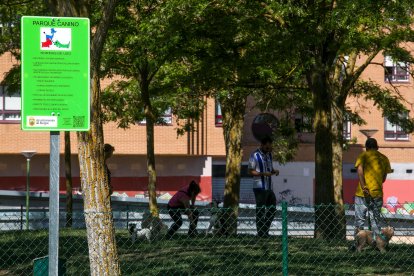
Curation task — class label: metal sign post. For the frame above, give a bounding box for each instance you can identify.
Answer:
[21,16,90,275]
[49,132,60,275]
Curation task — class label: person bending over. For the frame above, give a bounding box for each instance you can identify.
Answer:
[166,181,201,238]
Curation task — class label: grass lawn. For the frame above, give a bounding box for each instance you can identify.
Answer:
[0,229,413,275]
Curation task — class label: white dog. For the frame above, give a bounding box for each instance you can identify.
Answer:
[129,210,168,242]
[205,200,223,236]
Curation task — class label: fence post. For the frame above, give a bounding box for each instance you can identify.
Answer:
[20,205,24,230]
[126,205,129,230]
[282,201,288,276]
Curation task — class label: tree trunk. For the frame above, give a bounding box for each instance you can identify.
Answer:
[77,71,121,275]
[64,131,73,228]
[310,70,338,240]
[221,92,247,235]
[141,76,159,217]
[78,0,121,270]
[46,0,121,274]
[331,104,346,240]
[77,108,121,275]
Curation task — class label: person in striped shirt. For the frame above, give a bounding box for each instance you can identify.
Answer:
[248,136,279,237]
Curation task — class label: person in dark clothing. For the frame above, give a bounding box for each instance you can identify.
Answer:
[104,143,115,195]
[249,136,279,237]
[166,180,201,238]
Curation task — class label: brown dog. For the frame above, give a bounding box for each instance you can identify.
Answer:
[355,226,394,253]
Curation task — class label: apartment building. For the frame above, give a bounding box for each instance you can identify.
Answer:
[1,50,414,209]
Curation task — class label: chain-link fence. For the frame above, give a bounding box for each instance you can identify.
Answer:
[1,202,414,275]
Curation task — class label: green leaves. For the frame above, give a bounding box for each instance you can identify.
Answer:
[0,65,20,94]
[353,80,414,133]
[0,1,49,90]
[100,0,189,128]
[272,118,299,164]
[102,80,144,128]
[0,0,49,57]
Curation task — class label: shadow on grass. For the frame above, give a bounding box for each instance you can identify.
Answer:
[1,230,413,275]
[0,230,49,275]
[288,238,414,275]
[118,233,282,275]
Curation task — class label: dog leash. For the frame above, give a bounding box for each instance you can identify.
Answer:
[364,196,393,242]
[365,195,391,228]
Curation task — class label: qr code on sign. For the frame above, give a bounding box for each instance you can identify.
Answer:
[73,116,85,128]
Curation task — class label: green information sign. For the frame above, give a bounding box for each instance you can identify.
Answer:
[21,16,90,131]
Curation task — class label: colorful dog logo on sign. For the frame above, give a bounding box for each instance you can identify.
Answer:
[41,28,56,48]
[53,40,71,48]
[40,27,71,50]
[41,39,53,48]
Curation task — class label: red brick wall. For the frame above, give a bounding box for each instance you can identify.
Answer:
[2,48,414,163]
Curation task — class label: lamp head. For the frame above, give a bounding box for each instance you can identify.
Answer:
[21,151,37,159]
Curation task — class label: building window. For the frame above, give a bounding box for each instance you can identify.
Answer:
[0,23,15,35]
[384,116,409,141]
[294,114,313,133]
[160,107,172,125]
[343,120,351,141]
[138,107,172,125]
[384,56,410,83]
[215,101,222,126]
[0,86,21,123]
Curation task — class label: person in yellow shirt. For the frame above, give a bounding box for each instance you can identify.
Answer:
[354,138,392,241]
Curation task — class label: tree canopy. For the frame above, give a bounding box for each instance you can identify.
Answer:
[2,0,414,242]
[262,0,414,239]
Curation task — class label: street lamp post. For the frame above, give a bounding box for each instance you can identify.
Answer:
[21,150,37,230]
